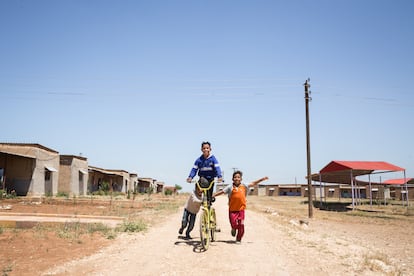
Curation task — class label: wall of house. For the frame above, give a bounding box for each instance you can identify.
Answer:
[70,158,88,196]
[58,165,72,194]
[130,174,138,193]
[392,186,413,200]
[248,186,258,195]
[264,186,279,196]
[88,169,130,194]
[137,179,150,193]
[88,171,105,193]
[0,144,60,196]
[112,175,123,192]
[0,153,34,196]
[59,157,88,196]
[31,150,60,197]
[279,187,301,196]
[118,172,130,193]
[325,187,339,198]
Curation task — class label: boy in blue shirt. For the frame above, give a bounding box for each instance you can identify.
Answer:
[187,141,223,205]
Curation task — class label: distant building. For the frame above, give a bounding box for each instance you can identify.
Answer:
[130,173,138,193]
[88,166,131,194]
[137,177,157,193]
[156,181,165,193]
[0,142,168,197]
[59,155,89,196]
[0,143,59,196]
[163,185,177,195]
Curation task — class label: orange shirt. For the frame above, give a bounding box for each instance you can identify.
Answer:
[228,184,248,212]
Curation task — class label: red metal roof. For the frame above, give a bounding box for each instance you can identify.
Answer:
[311,161,405,184]
[383,178,414,185]
[320,161,404,174]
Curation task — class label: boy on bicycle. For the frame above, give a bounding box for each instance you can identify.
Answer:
[187,141,223,206]
[214,170,268,243]
[179,184,202,239]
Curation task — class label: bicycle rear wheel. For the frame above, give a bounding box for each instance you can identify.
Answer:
[199,209,210,250]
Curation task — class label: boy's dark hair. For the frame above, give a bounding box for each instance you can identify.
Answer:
[201,141,211,148]
[198,176,210,189]
[233,170,243,178]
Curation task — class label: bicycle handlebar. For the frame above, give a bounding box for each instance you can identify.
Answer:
[195,179,215,192]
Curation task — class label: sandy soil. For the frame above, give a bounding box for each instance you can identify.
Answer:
[1,195,413,276]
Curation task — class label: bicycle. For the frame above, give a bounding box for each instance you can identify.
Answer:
[196,178,217,250]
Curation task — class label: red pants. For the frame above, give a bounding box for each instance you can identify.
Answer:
[229,210,245,241]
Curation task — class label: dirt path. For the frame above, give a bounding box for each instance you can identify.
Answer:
[43,197,294,275]
[42,196,410,275]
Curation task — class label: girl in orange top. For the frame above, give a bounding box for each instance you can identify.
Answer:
[214,171,268,242]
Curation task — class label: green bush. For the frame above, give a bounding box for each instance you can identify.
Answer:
[56,191,69,198]
[87,223,111,235]
[100,181,110,192]
[0,189,17,199]
[118,220,147,233]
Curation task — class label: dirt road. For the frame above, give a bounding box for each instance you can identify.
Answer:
[43,196,411,275]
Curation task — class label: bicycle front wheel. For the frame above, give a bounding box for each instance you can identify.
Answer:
[199,209,210,250]
[210,207,216,242]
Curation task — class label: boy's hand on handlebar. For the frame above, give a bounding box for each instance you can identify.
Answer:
[186,178,192,183]
[217,178,223,183]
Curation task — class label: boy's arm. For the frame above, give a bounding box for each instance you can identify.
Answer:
[213,190,224,197]
[187,160,199,183]
[213,156,223,182]
[248,176,269,187]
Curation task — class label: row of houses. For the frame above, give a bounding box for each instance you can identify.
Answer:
[0,143,165,197]
[216,183,414,201]
[2,143,412,202]
[224,161,413,204]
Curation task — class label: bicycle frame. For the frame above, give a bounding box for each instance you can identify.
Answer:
[196,179,216,250]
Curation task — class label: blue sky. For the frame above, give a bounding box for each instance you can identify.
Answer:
[1,0,413,191]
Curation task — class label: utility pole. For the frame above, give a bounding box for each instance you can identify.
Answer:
[304,79,313,218]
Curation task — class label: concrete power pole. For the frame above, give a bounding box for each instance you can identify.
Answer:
[304,79,313,218]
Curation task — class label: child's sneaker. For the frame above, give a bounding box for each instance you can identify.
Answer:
[178,227,183,235]
[231,228,236,237]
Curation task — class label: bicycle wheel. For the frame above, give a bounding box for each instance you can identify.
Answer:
[199,209,210,250]
[210,207,216,242]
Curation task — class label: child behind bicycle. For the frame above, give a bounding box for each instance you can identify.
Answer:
[179,184,202,239]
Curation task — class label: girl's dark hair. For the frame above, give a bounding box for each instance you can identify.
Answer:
[201,141,211,148]
[233,170,243,178]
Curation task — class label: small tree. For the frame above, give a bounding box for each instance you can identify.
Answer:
[100,181,110,194]
[164,189,173,196]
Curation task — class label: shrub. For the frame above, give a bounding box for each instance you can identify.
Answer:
[56,191,69,198]
[118,220,147,233]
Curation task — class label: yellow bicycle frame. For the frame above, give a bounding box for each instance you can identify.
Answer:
[196,179,216,250]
